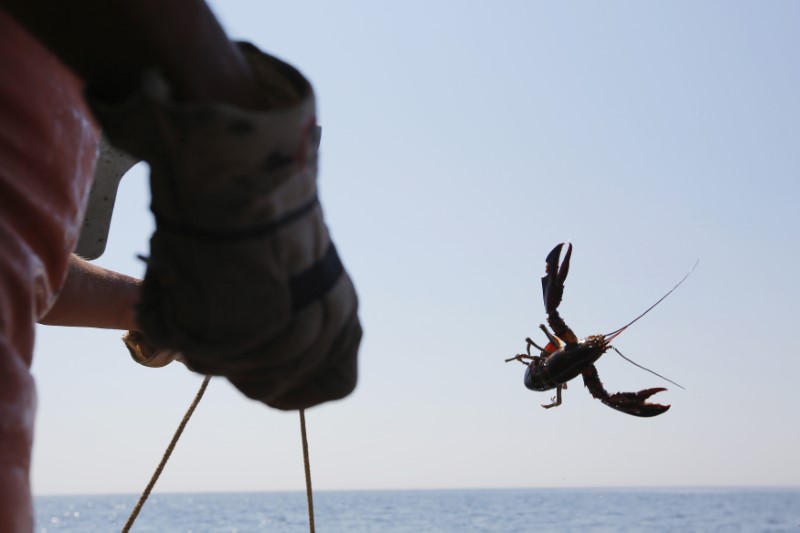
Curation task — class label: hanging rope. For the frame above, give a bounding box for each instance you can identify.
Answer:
[299,409,315,533]
[120,377,317,533]
[122,375,211,533]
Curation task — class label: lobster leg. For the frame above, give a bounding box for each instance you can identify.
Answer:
[541,243,579,345]
[504,353,535,365]
[504,337,550,364]
[541,384,564,409]
[525,336,547,356]
[538,325,561,351]
[581,364,670,417]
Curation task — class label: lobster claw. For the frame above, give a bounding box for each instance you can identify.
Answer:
[601,387,670,417]
[541,242,572,314]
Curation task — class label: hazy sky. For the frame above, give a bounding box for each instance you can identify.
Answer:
[31,0,800,496]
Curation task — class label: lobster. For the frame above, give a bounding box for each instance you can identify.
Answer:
[505,242,693,417]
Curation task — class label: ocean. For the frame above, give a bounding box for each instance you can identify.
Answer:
[35,487,800,532]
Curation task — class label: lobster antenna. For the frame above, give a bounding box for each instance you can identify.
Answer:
[612,347,685,390]
[604,259,699,342]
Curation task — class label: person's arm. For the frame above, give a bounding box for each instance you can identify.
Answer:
[6,0,260,329]
[0,0,264,109]
[7,1,362,410]
[40,255,183,368]
[39,254,141,331]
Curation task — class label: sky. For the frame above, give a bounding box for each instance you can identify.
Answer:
[31,0,800,496]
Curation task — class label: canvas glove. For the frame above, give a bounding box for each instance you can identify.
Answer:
[91,43,361,410]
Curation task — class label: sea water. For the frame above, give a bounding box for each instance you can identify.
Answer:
[35,487,800,532]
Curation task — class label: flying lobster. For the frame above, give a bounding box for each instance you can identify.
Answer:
[505,242,693,417]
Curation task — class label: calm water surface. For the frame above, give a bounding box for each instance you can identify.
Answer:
[35,487,800,532]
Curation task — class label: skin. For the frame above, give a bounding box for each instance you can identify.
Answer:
[38,255,142,331]
[2,0,265,333]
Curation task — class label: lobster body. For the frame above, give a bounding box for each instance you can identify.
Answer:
[523,336,607,391]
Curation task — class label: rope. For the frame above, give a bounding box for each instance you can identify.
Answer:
[122,375,211,533]
[299,409,315,533]
[119,377,317,533]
